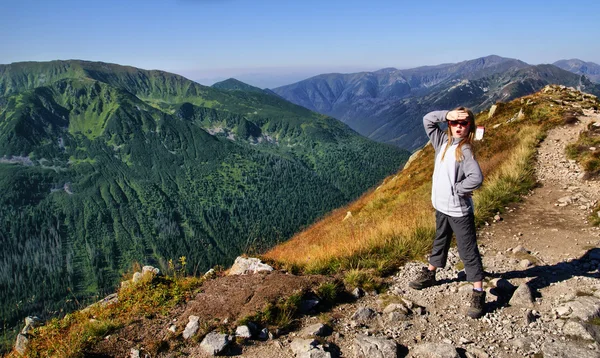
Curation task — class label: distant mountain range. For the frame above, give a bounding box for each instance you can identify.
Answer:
[0,60,408,329]
[553,59,600,83]
[273,56,600,150]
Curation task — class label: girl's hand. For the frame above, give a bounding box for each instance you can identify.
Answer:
[446,109,469,122]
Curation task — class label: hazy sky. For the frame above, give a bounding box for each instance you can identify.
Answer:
[1,0,598,88]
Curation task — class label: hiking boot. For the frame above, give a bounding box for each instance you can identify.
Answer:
[467,289,486,319]
[409,267,436,290]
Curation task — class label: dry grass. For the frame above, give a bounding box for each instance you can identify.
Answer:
[8,273,205,358]
[263,86,597,274]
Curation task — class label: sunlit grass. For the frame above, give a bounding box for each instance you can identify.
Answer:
[8,271,205,358]
[263,86,597,274]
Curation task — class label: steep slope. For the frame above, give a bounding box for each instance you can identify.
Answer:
[554,58,600,83]
[265,85,600,272]
[274,56,600,150]
[0,61,409,336]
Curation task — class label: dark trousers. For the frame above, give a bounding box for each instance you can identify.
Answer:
[429,210,484,282]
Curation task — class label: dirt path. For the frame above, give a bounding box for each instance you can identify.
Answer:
[479,108,600,263]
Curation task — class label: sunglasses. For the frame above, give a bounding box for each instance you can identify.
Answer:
[449,120,470,127]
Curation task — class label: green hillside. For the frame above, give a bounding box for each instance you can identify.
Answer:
[0,61,409,341]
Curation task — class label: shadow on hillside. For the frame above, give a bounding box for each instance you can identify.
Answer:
[485,247,600,313]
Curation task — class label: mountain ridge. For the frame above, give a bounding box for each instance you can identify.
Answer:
[273,55,600,150]
[553,58,600,83]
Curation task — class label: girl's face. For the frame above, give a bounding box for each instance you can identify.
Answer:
[449,120,471,139]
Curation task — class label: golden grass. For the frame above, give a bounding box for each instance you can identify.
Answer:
[263,86,597,274]
[7,273,205,358]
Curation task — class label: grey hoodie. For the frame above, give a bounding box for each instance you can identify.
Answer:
[424,110,483,217]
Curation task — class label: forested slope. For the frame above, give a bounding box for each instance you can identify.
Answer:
[0,61,409,336]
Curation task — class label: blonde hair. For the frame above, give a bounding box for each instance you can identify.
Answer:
[441,107,476,162]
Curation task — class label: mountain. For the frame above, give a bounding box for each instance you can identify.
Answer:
[0,60,409,333]
[12,85,600,358]
[211,78,268,94]
[553,59,600,83]
[273,55,600,151]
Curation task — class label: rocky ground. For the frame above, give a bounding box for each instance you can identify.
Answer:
[223,111,600,357]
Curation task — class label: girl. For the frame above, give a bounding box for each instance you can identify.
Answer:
[409,107,485,319]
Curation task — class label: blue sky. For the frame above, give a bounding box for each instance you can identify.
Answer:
[1,0,598,87]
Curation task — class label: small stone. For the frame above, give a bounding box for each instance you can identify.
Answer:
[183,315,200,339]
[459,337,473,345]
[509,283,534,308]
[351,307,377,324]
[258,328,269,340]
[512,245,527,254]
[235,325,252,339]
[300,323,330,337]
[142,265,160,276]
[383,303,408,314]
[352,287,365,299]
[520,259,533,268]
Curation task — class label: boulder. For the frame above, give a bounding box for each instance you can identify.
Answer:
[541,340,599,358]
[228,257,273,275]
[290,338,318,355]
[465,347,490,358]
[132,272,143,283]
[142,265,160,276]
[183,315,200,339]
[354,335,398,358]
[383,303,409,315]
[235,325,252,339]
[351,307,377,325]
[290,338,331,357]
[299,298,320,313]
[559,296,600,321]
[14,333,29,355]
[562,319,595,341]
[300,323,330,337]
[409,343,459,358]
[509,283,534,308]
[200,331,230,356]
[20,316,41,335]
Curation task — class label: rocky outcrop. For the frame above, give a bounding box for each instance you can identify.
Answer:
[353,335,398,358]
[228,257,274,275]
[14,316,42,355]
